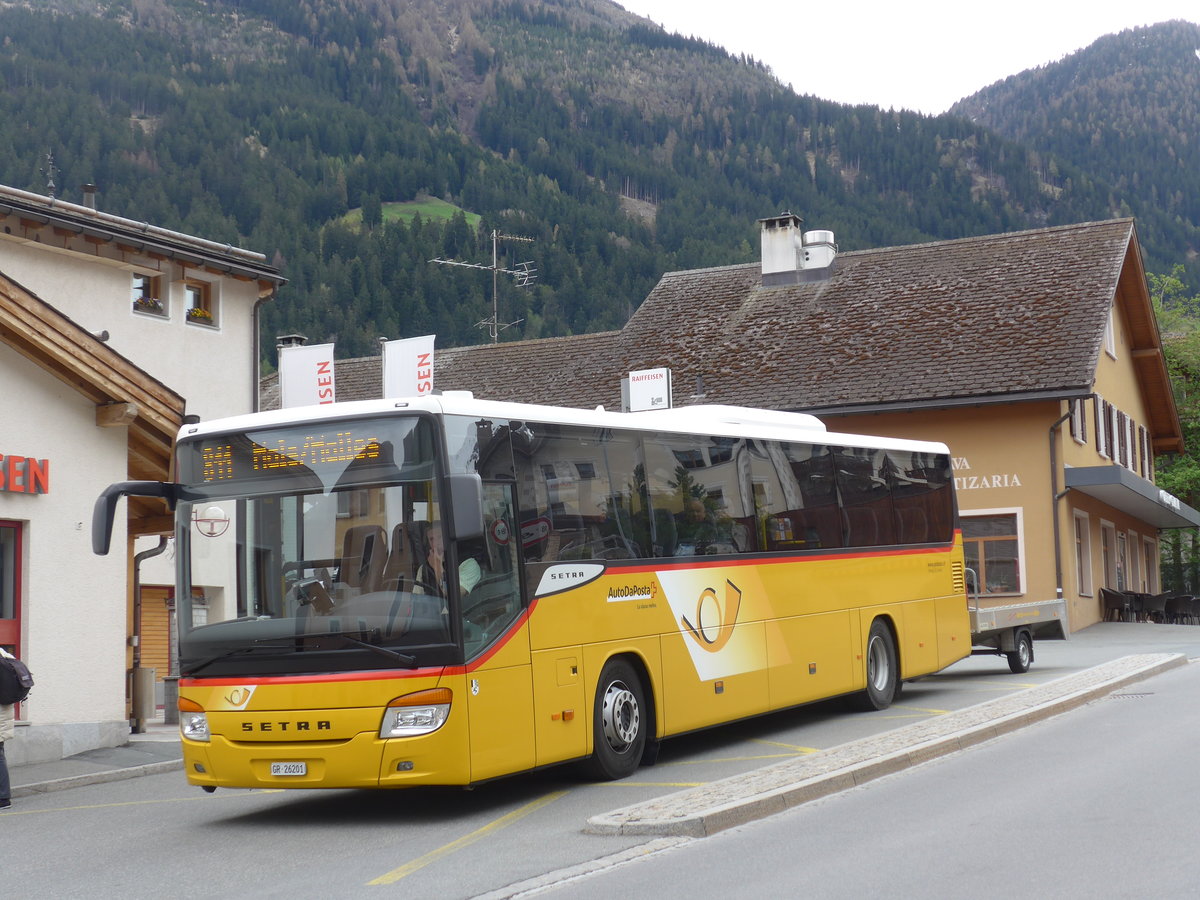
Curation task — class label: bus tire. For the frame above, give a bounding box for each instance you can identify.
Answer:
[1007,630,1033,674]
[854,619,898,711]
[586,658,647,781]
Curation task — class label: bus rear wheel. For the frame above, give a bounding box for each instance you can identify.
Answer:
[854,620,898,711]
[586,658,647,781]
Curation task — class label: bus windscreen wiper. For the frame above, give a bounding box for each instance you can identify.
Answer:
[186,630,416,675]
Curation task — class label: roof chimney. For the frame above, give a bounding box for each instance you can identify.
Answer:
[758,213,837,286]
[81,183,98,210]
[276,333,308,348]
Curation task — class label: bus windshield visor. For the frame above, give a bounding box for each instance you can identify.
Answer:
[175,416,457,676]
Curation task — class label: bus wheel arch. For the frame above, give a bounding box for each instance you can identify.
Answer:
[854,617,899,711]
[586,655,652,780]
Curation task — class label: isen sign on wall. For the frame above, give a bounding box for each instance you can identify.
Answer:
[0,453,50,493]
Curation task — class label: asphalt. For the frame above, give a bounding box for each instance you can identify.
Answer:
[6,623,1195,832]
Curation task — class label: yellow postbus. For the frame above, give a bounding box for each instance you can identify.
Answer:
[94,393,970,789]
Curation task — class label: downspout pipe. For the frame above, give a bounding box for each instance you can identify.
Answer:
[1049,394,1096,603]
[252,287,276,412]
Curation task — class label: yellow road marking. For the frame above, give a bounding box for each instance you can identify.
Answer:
[891,705,950,714]
[751,739,821,754]
[367,790,568,886]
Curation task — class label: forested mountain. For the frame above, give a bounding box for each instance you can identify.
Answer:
[952,19,1200,293]
[0,1,1196,367]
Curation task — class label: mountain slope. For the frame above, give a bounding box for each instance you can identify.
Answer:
[0,0,1190,364]
[951,19,1200,280]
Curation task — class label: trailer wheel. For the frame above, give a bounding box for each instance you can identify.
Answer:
[585,658,647,780]
[1007,630,1033,674]
[853,619,898,711]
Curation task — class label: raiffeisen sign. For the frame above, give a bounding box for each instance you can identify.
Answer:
[0,453,50,494]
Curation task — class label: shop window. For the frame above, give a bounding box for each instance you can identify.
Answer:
[131,273,166,317]
[184,280,217,326]
[963,512,1022,595]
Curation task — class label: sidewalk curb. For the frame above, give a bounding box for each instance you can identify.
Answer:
[12,759,183,799]
[585,653,1187,838]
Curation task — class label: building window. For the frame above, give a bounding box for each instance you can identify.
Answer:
[574,461,596,480]
[1069,399,1088,444]
[1073,512,1092,597]
[1143,537,1158,594]
[1095,396,1109,459]
[963,512,1021,595]
[1100,522,1116,588]
[131,273,165,317]
[1115,531,1128,591]
[1138,426,1151,479]
[1128,530,1141,593]
[184,280,217,326]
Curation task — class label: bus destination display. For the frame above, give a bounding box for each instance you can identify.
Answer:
[196,429,382,484]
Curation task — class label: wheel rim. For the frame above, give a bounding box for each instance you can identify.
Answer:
[1019,636,1032,667]
[600,679,640,752]
[866,634,890,693]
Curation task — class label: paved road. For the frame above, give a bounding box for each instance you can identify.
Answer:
[5,623,1198,899]
[533,657,1200,900]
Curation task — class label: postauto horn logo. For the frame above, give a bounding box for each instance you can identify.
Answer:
[680,579,742,653]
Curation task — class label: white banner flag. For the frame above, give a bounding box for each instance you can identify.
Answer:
[382,335,436,399]
[278,342,336,408]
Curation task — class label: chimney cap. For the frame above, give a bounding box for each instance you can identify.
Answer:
[276,333,308,348]
[757,211,803,230]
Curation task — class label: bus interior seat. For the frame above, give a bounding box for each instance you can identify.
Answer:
[337,524,387,594]
[382,522,413,592]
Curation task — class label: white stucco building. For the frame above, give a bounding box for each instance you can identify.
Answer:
[0,184,284,764]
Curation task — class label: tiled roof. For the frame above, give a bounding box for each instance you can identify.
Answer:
[259,219,1179,445]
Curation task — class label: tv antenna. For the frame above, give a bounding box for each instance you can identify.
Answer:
[430,229,537,343]
[41,150,58,199]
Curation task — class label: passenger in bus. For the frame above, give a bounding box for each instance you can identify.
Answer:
[414,522,482,598]
[675,498,731,553]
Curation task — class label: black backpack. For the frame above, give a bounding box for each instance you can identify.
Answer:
[0,654,33,704]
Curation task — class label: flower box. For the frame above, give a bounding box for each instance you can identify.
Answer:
[186,307,214,323]
[133,297,164,314]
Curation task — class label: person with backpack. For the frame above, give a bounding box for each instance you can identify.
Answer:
[0,647,14,810]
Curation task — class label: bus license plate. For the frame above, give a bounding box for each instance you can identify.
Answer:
[270,762,307,776]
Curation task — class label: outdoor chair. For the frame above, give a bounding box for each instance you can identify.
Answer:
[1165,594,1196,625]
[1139,590,1170,623]
[1100,587,1133,622]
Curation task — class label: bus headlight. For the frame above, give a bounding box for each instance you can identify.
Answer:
[380,688,452,738]
[179,697,210,742]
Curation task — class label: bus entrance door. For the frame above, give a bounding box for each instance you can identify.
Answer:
[464,484,536,781]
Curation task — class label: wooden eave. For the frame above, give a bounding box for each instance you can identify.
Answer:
[1115,231,1185,454]
[0,274,184,533]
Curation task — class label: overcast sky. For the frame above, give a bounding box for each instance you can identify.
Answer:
[616,1,1200,114]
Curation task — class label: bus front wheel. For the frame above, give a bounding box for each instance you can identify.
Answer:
[854,620,898,711]
[586,658,647,780]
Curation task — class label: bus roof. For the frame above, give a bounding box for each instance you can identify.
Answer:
[178,392,950,456]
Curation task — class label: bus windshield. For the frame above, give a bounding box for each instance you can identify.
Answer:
[173,415,463,677]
